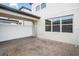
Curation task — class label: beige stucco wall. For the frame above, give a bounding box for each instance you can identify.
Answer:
[32,3,79,45]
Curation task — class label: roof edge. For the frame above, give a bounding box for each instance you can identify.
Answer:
[0,4,40,19]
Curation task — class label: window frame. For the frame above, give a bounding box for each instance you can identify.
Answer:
[52,17,60,32]
[45,14,73,33]
[45,19,51,32]
[61,15,73,33]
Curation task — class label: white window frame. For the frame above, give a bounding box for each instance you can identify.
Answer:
[45,14,73,33]
[45,19,51,32]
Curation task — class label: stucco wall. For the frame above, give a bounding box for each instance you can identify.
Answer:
[32,3,79,45]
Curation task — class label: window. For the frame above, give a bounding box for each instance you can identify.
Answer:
[36,5,40,11]
[45,15,73,33]
[45,26,51,31]
[41,3,46,9]
[45,19,51,25]
[52,18,60,32]
[62,25,72,32]
[62,15,73,33]
[36,3,46,11]
[45,19,51,31]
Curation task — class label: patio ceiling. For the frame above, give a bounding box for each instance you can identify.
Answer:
[0,4,40,21]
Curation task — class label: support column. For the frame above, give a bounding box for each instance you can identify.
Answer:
[32,21,37,37]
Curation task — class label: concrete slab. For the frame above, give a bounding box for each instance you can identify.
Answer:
[0,37,79,56]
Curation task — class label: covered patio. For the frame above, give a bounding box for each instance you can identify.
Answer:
[0,4,79,56]
[0,4,40,38]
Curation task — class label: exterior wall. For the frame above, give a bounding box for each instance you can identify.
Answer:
[32,3,79,45]
[0,21,32,42]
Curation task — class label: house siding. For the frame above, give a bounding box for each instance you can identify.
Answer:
[32,3,79,45]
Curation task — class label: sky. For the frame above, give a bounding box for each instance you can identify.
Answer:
[1,3,32,10]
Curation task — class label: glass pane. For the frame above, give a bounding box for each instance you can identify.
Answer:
[62,15,73,24]
[52,17,60,24]
[36,5,40,11]
[45,20,51,25]
[53,25,60,32]
[53,20,60,24]
[45,26,51,31]
[62,25,72,32]
[62,15,73,20]
[41,3,46,9]
[62,19,72,24]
